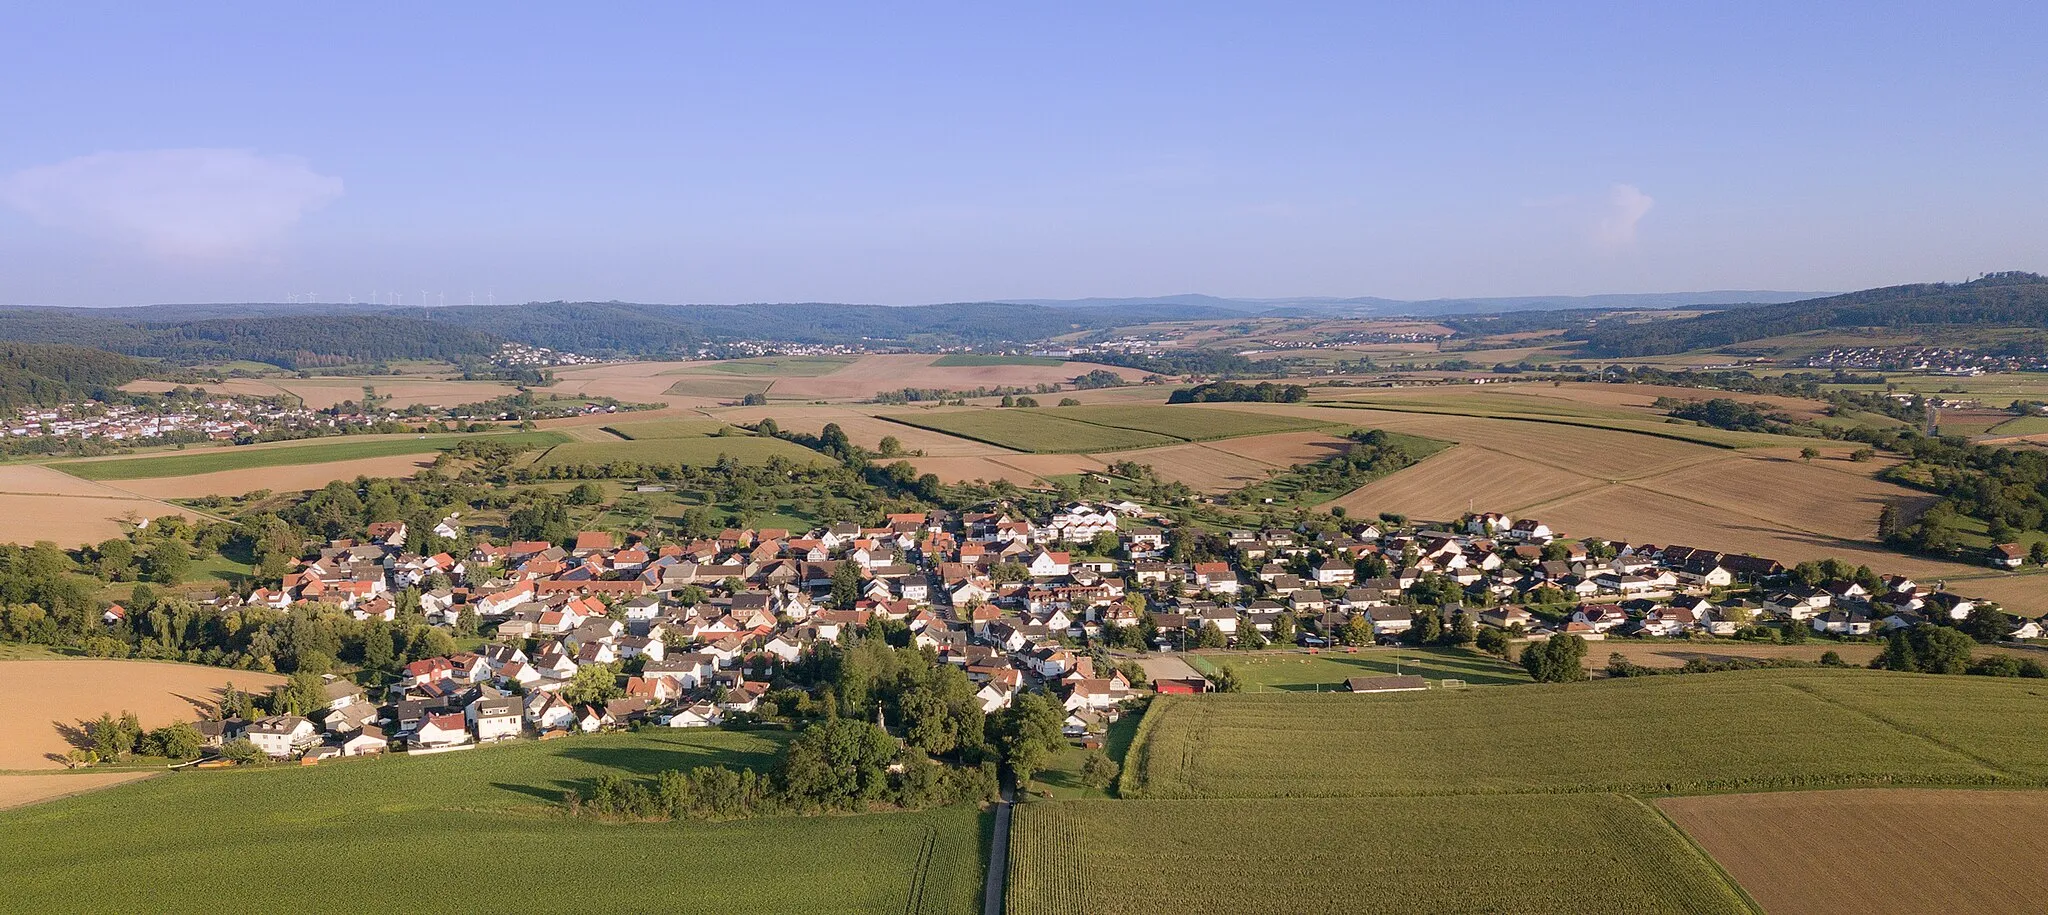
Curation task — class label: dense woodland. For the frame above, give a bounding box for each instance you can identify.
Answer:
[0,342,155,411]
[1578,273,2048,357]
[1168,380,1309,403]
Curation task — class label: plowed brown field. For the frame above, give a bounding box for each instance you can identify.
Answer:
[1661,789,2048,915]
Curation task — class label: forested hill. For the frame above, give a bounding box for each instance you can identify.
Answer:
[0,300,1231,362]
[0,310,503,369]
[0,342,155,411]
[1577,273,2048,357]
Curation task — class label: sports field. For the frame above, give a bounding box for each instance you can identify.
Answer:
[50,431,569,481]
[1120,670,2048,799]
[532,436,825,468]
[1660,789,2048,915]
[1006,795,1749,915]
[0,728,983,914]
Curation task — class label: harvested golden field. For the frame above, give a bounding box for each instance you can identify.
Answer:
[902,456,1046,485]
[0,660,284,769]
[1648,454,1937,543]
[113,454,438,499]
[1325,443,1599,519]
[1536,382,1835,422]
[0,773,153,810]
[1527,483,2031,609]
[1660,789,2048,915]
[548,361,709,405]
[0,493,194,548]
[0,464,149,498]
[1108,442,1285,491]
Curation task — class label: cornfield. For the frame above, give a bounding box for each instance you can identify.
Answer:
[1006,795,1753,915]
[1125,669,2048,799]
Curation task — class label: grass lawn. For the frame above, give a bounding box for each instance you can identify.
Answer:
[1122,669,2048,799]
[532,436,825,468]
[1025,713,1145,802]
[931,354,1065,367]
[52,431,569,481]
[1186,647,1529,690]
[1988,414,2048,437]
[1031,404,1332,441]
[0,727,985,914]
[0,642,77,660]
[1005,795,1750,915]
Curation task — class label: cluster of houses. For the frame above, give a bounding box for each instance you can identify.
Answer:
[5,399,306,442]
[192,500,2018,761]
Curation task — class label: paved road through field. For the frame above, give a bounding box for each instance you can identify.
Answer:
[981,772,1016,915]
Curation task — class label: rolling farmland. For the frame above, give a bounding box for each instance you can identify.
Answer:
[601,419,736,439]
[0,660,285,770]
[0,728,983,914]
[51,432,569,481]
[1029,404,1331,441]
[883,411,1178,453]
[1006,795,1751,915]
[532,435,825,468]
[1120,671,2048,799]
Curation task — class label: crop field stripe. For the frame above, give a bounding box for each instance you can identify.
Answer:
[51,431,571,481]
[1319,402,1755,449]
[1121,672,2046,799]
[1632,795,1767,915]
[1782,680,2022,778]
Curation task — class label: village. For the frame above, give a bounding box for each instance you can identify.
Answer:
[4,398,311,443]
[171,496,2015,763]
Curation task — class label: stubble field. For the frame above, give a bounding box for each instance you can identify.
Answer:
[0,660,285,769]
[1659,789,2048,915]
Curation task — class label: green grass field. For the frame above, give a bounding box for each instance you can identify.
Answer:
[1988,414,2048,437]
[0,728,984,914]
[1121,670,2048,799]
[931,354,1065,367]
[1187,648,1530,690]
[51,431,570,481]
[1032,404,1331,441]
[882,411,1179,453]
[601,419,736,439]
[533,436,825,469]
[1005,795,1751,915]
[688,356,857,376]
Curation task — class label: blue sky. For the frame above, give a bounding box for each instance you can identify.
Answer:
[3,2,2044,306]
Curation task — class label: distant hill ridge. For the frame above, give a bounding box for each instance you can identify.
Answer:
[1576,272,2048,357]
[1001,290,1828,317]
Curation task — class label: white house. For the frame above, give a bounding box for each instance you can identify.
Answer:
[412,712,472,749]
[243,715,317,759]
[469,695,523,742]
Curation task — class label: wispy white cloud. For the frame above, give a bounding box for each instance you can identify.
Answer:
[1,149,342,259]
[1593,183,1654,250]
